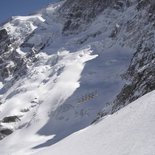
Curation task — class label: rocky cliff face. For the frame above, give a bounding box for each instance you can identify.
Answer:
[60,0,112,34]
[0,28,26,81]
[59,0,130,34]
[112,0,155,112]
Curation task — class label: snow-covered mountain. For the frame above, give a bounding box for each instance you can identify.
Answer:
[31,90,155,155]
[0,0,155,154]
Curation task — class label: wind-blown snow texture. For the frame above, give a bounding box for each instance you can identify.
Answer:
[0,0,155,154]
[31,90,155,155]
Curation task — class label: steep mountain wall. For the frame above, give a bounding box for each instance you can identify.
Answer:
[59,0,130,34]
[112,0,155,112]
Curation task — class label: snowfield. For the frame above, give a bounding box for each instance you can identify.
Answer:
[0,0,154,155]
[31,90,155,155]
[1,89,155,155]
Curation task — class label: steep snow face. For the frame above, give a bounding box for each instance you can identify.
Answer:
[30,90,155,155]
[3,15,45,46]
[0,0,134,148]
[0,48,97,154]
[0,0,154,154]
[2,87,155,155]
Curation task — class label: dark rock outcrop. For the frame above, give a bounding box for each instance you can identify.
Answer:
[0,128,13,140]
[0,29,11,54]
[2,116,21,123]
[59,0,119,34]
[0,28,27,81]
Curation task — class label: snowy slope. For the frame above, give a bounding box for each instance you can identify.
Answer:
[31,90,155,155]
[0,0,155,154]
[1,88,155,155]
[0,0,134,143]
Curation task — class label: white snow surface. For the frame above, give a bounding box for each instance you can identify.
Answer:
[1,88,155,155]
[30,90,155,155]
